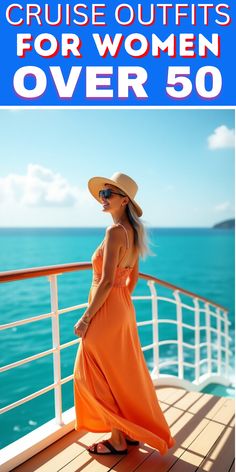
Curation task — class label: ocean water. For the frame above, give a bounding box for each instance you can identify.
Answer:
[0,227,235,449]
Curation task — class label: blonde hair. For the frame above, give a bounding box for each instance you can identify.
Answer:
[110,184,151,259]
[125,201,150,259]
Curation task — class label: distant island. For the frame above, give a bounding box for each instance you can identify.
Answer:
[213,219,235,229]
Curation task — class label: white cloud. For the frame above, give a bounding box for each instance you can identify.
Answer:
[214,201,231,212]
[0,164,89,207]
[207,125,235,150]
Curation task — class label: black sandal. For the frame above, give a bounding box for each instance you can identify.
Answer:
[125,438,140,445]
[88,439,128,455]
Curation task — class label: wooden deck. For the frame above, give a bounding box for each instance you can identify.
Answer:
[12,386,235,472]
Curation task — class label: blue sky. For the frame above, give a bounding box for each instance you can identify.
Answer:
[0,109,234,227]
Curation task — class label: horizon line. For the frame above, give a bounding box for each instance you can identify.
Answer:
[0,225,234,230]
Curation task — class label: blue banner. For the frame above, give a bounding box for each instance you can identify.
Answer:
[0,1,235,106]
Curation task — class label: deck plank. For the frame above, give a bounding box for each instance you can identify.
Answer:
[11,387,234,472]
[168,418,226,471]
[11,431,107,472]
[230,416,235,427]
[157,387,187,406]
[156,387,187,403]
[196,424,235,471]
[211,398,235,425]
[162,396,234,472]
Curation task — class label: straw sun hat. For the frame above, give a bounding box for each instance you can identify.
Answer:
[88,172,143,217]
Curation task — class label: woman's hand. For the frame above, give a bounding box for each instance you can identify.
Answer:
[74,314,90,339]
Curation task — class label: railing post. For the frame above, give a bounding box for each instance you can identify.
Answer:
[174,290,184,379]
[216,307,222,376]
[193,298,200,384]
[48,274,63,426]
[205,303,212,376]
[147,280,159,378]
[223,310,230,378]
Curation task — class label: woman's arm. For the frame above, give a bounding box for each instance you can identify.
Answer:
[82,225,123,322]
[126,257,139,294]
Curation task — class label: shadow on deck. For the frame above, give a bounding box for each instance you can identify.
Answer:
[12,386,235,472]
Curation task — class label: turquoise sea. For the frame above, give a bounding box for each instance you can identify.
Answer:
[0,227,235,449]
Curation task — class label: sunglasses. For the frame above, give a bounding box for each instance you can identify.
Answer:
[99,189,125,199]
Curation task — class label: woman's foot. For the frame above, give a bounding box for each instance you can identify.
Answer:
[124,434,140,445]
[125,434,135,441]
[88,435,127,454]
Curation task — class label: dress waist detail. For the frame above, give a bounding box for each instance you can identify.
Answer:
[92,267,131,288]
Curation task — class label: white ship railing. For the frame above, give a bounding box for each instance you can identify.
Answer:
[0,262,233,471]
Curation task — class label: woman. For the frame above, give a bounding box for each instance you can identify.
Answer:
[73,172,176,456]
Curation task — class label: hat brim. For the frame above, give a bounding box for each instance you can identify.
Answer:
[88,176,143,217]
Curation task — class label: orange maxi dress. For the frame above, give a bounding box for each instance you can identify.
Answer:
[73,225,176,456]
